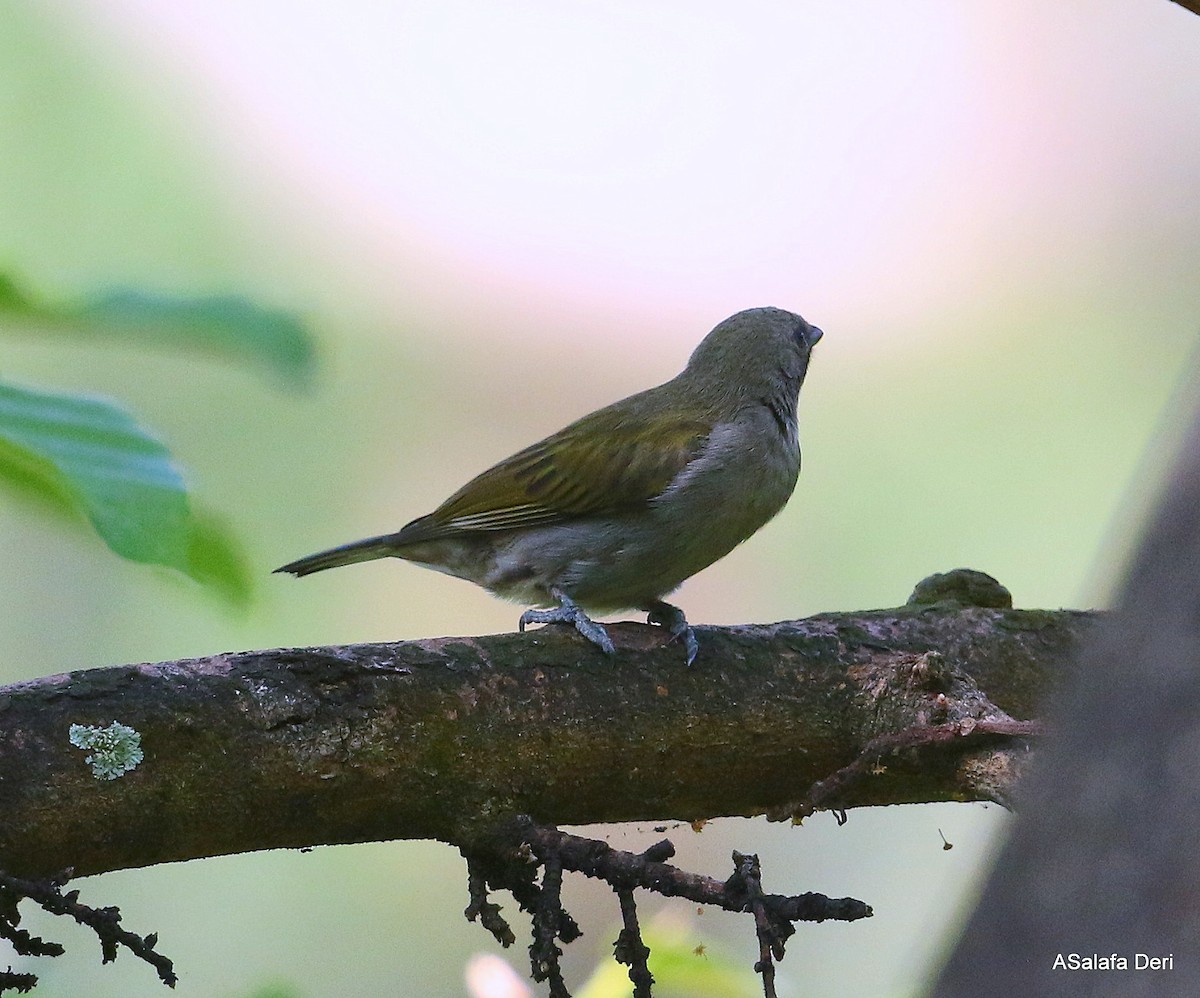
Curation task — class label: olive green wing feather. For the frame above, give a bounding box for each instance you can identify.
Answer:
[396,405,713,543]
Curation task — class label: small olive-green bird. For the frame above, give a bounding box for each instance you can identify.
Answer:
[276,307,822,664]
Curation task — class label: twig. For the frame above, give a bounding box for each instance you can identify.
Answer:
[0,869,175,990]
[512,818,870,923]
[778,718,1046,822]
[462,816,872,997]
[613,888,653,998]
[530,851,568,998]
[0,968,38,995]
[464,856,516,947]
[726,852,793,998]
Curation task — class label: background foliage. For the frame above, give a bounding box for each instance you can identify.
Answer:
[0,2,1196,996]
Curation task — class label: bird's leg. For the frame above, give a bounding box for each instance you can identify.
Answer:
[643,600,699,666]
[519,587,616,655]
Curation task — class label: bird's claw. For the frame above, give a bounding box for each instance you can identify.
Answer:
[646,601,699,666]
[519,588,615,655]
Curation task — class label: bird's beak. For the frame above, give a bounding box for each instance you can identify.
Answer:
[808,325,824,346]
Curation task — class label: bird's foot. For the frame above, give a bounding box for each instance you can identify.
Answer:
[645,600,699,666]
[519,588,615,655]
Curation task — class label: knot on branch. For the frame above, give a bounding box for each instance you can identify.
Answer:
[907,568,1013,609]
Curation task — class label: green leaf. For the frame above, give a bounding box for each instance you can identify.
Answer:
[0,271,39,315]
[71,289,316,385]
[577,921,759,998]
[186,503,253,606]
[0,379,189,566]
[0,378,248,602]
[0,271,316,385]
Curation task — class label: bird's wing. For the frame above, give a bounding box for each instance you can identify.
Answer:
[397,407,713,541]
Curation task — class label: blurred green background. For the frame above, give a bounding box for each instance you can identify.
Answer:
[1,1,1197,996]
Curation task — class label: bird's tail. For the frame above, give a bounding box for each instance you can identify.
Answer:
[274,533,402,577]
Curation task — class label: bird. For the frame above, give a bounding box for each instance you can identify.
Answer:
[276,307,822,665]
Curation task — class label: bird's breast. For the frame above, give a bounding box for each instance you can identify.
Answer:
[652,410,799,544]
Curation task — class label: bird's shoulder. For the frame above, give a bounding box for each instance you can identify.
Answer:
[402,390,718,539]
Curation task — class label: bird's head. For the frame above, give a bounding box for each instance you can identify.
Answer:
[682,307,823,402]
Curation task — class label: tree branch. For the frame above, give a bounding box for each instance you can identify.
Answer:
[0,571,1091,879]
[0,869,176,988]
[459,814,871,998]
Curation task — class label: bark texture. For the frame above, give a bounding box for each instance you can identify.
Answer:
[0,581,1091,879]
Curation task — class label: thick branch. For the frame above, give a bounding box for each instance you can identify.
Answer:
[0,589,1094,878]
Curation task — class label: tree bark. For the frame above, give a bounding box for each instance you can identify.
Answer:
[0,583,1091,879]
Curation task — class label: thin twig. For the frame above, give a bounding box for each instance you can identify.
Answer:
[462,817,872,997]
[514,818,871,923]
[613,888,653,998]
[0,870,175,989]
[530,852,568,998]
[779,718,1046,822]
[728,851,793,998]
[463,856,516,948]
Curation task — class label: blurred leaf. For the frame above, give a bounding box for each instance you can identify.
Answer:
[0,379,188,566]
[577,920,758,998]
[236,986,304,998]
[0,270,316,385]
[644,940,758,998]
[72,289,316,384]
[187,503,253,605]
[0,378,248,602]
[0,271,38,315]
